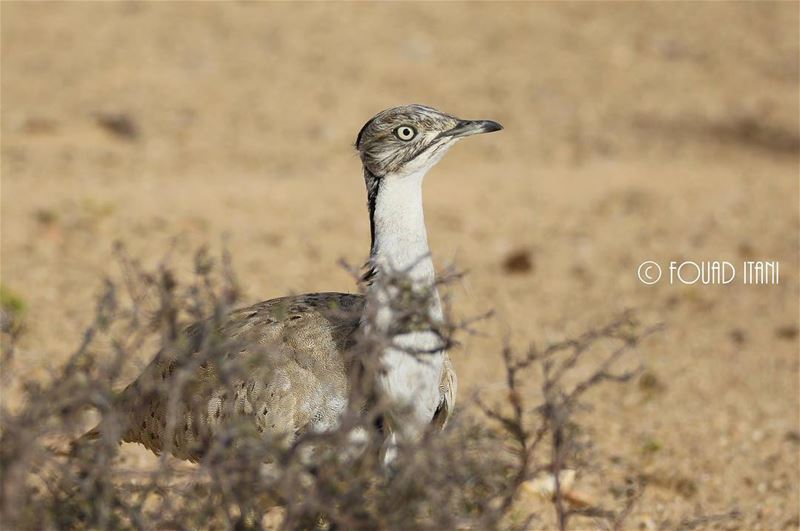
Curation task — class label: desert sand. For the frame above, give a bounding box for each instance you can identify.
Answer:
[2,2,798,528]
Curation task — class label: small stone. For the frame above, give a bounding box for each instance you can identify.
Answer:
[729,328,746,345]
[97,113,139,141]
[502,249,534,274]
[673,477,698,498]
[775,325,799,340]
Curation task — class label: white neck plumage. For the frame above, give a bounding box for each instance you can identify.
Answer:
[362,166,445,448]
[368,168,436,288]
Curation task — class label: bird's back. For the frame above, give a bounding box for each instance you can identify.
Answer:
[118,292,364,461]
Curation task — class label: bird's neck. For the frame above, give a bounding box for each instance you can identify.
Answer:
[367,168,435,286]
[363,166,445,446]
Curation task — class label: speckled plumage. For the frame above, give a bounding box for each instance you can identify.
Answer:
[118,293,369,461]
[115,292,457,461]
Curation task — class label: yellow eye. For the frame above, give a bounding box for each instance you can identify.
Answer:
[394,125,416,141]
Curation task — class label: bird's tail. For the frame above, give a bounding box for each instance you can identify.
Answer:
[66,425,112,458]
[42,426,102,458]
[76,426,102,445]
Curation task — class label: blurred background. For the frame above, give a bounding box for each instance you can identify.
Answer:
[2,2,798,528]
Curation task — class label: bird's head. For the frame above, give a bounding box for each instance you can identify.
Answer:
[355,104,502,178]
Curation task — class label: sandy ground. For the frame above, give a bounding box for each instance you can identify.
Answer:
[2,2,799,529]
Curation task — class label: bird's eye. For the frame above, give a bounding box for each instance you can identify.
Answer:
[394,125,417,141]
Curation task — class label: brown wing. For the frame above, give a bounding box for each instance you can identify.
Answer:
[118,293,363,461]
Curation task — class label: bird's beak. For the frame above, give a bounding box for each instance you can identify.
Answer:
[437,119,503,139]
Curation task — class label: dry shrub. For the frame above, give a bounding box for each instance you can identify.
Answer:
[0,245,662,530]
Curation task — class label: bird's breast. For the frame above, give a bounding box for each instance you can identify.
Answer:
[377,330,445,429]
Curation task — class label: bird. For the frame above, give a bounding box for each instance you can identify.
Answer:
[81,105,502,463]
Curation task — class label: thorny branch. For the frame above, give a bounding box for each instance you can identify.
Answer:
[1,247,666,530]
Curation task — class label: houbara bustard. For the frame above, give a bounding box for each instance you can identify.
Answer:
[82,105,502,464]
